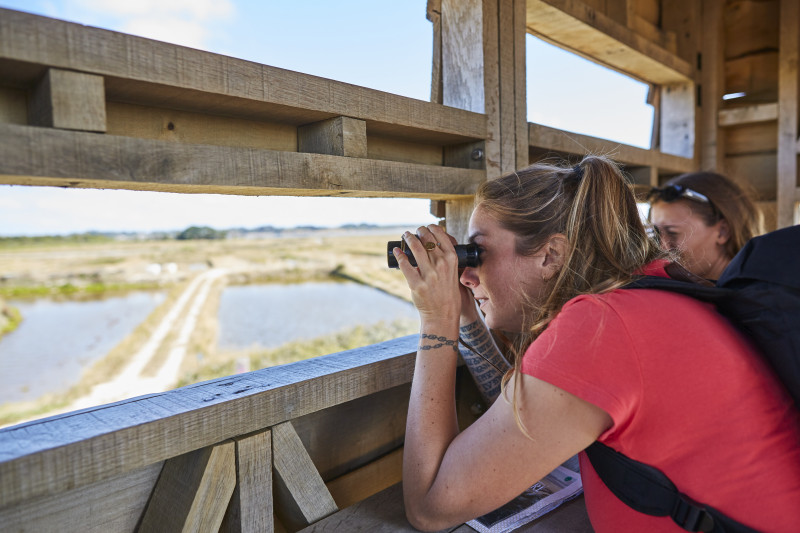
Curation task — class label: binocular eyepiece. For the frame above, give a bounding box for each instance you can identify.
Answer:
[387,238,479,269]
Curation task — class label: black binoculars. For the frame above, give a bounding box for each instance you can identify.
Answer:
[387,238,479,269]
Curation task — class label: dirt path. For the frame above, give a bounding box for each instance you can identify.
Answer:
[69,268,228,410]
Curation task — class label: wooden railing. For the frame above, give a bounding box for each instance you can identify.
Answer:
[0,5,705,531]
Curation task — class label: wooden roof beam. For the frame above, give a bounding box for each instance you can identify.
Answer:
[526,0,692,85]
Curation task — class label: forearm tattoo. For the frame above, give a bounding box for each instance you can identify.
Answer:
[459,320,510,403]
[419,333,459,353]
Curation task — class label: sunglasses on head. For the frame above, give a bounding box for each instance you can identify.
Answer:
[647,184,711,205]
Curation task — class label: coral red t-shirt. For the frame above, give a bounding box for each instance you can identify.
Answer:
[522,261,800,532]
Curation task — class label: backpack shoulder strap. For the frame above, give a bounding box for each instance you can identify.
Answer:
[585,442,758,533]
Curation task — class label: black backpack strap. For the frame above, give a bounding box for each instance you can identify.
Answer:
[585,442,759,533]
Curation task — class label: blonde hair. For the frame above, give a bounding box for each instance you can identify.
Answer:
[475,156,664,426]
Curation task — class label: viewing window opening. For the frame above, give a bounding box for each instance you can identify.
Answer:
[526,36,655,149]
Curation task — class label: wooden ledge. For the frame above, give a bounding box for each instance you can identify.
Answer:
[299,482,593,532]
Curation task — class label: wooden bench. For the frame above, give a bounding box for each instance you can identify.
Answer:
[300,482,593,532]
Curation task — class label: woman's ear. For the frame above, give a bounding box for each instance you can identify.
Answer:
[541,234,568,281]
[715,219,731,245]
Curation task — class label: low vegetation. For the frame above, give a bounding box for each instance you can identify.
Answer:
[0,227,418,427]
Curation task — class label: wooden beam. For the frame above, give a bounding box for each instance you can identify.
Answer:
[777,0,799,227]
[699,0,725,172]
[139,441,237,533]
[0,335,418,510]
[220,430,274,533]
[272,421,338,530]
[528,122,696,174]
[525,0,692,85]
[0,124,483,199]
[298,117,367,158]
[481,0,502,179]
[0,8,485,145]
[29,68,106,132]
[514,0,529,169]
[326,448,404,510]
[718,103,779,127]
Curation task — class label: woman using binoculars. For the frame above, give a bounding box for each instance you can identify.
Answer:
[391,155,800,533]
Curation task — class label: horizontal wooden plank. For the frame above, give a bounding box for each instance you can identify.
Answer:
[326,448,404,510]
[528,122,696,174]
[724,121,777,156]
[526,0,692,84]
[0,462,162,532]
[718,103,778,127]
[0,335,419,509]
[0,123,483,199]
[0,8,486,145]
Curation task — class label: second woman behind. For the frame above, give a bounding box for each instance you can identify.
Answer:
[648,171,763,280]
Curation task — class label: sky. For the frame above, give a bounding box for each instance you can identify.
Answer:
[0,0,653,236]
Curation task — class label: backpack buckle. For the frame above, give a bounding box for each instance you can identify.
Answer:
[671,495,715,532]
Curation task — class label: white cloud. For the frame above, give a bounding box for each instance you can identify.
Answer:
[54,0,236,49]
[78,0,233,19]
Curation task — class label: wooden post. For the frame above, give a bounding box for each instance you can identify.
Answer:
[220,430,274,533]
[699,0,724,172]
[661,83,695,159]
[427,0,444,104]
[29,68,106,132]
[777,0,799,228]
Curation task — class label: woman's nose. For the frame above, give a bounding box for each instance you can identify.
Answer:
[460,267,478,288]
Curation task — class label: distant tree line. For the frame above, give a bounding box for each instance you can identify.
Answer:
[176,226,227,240]
[1,223,389,243]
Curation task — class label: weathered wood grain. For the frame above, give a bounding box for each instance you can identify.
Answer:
[297,482,458,533]
[0,462,162,533]
[220,430,274,533]
[660,83,695,159]
[29,68,106,132]
[272,421,338,531]
[526,0,692,85]
[326,448,404,510]
[0,336,418,509]
[139,441,236,533]
[298,117,368,158]
[0,8,485,145]
[0,123,483,198]
[718,103,779,127]
[528,122,696,174]
[700,0,725,172]
[777,0,799,227]
[291,384,409,482]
